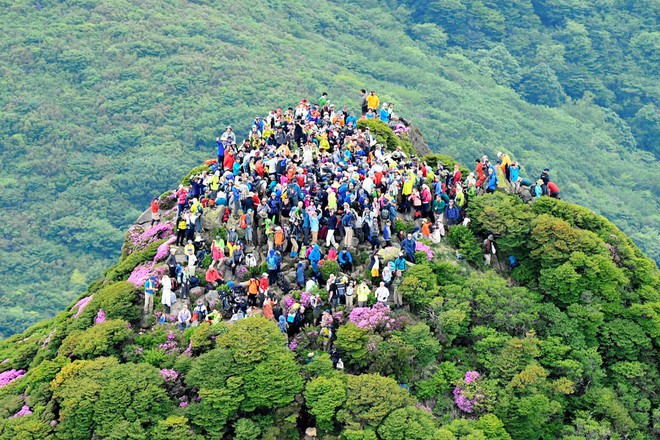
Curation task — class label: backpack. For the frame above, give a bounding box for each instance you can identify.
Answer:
[286,312,296,323]
[509,255,519,269]
[318,225,328,240]
[245,253,257,268]
[240,214,247,229]
[380,208,389,220]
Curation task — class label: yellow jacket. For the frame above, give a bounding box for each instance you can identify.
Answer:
[366,94,380,110]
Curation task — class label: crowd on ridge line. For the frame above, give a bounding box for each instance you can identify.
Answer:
[142,89,561,346]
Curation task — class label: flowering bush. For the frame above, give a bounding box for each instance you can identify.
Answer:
[160,369,179,382]
[454,371,488,414]
[300,291,312,308]
[415,241,434,260]
[282,296,295,313]
[236,266,249,281]
[127,264,167,288]
[0,369,26,388]
[348,303,399,332]
[9,405,32,419]
[95,309,106,324]
[154,236,177,261]
[125,223,174,255]
[41,329,56,348]
[72,295,93,318]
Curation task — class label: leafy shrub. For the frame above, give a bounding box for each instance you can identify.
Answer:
[336,374,414,429]
[181,164,211,186]
[398,264,440,311]
[59,319,131,360]
[320,260,340,281]
[394,218,415,234]
[51,356,172,439]
[334,323,370,370]
[152,416,201,440]
[85,281,141,324]
[378,406,437,440]
[357,119,414,155]
[304,376,347,431]
[234,418,261,440]
[447,225,482,265]
[105,240,162,283]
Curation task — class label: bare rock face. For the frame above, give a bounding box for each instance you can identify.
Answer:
[408,124,431,156]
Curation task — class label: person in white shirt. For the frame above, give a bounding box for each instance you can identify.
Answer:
[375,281,390,305]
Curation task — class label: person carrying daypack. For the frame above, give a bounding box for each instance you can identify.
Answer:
[483,234,496,266]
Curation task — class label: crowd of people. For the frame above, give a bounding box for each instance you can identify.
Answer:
[142,89,559,347]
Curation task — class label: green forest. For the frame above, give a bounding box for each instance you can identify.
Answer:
[0,150,658,439]
[0,0,658,341]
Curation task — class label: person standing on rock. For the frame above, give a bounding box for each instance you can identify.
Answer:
[150,198,160,227]
[356,280,370,307]
[144,276,156,315]
[161,274,172,315]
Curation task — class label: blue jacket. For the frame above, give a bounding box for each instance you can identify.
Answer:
[446,205,461,220]
[216,140,226,156]
[394,257,408,271]
[382,224,391,241]
[338,251,353,265]
[401,238,416,256]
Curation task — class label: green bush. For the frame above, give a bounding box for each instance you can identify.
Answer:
[320,260,340,281]
[398,265,440,311]
[394,219,415,234]
[106,240,162,282]
[233,418,261,440]
[336,374,414,430]
[87,281,141,324]
[59,319,132,360]
[334,323,370,370]
[51,356,172,439]
[304,376,347,431]
[447,225,482,265]
[181,164,211,186]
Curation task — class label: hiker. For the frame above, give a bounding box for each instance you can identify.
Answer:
[338,247,353,272]
[483,234,496,266]
[150,198,160,226]
[144,276,156,314]
[401,233,416,263]
[375,281,390,305]
[356,281,370,307]
[161,274,172,315]
[177,304,191,330]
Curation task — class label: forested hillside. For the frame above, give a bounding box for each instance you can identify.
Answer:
[0,0,658,337]
[0,137,658,439]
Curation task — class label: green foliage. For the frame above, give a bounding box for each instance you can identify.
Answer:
[399,323,441,369]
[378,406,437,440]
[399,264,440,311]
[320,260,341,281]
[233,418,261,440]
[181,165,210,186]
[0,415,52,440]
[304,376,347,431]
[335,323,371,370]
[105,240,162,283]
[446,226,482,265]
[84,281,141,325]
[152,416,201,440]
[337,374,415,430]
[190,317,303,416]
[59,319,131,360]
[51,357,171,439]
[357,119,415,156]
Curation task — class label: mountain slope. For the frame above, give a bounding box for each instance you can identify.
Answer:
[0,0,658,337]
[0,118,658,438]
